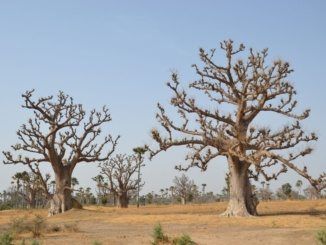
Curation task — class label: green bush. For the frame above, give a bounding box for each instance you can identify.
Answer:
[0,232,14,245]
[316,229,326,245]
[92,241,102,245]
[0,203,12,211]
[31,240,40,245]
[152,223,169,244]
[172,234,196,245]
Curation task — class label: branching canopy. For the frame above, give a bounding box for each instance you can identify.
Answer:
[3,90,119,174]
[100,154,144,195]
[150,40,324,192]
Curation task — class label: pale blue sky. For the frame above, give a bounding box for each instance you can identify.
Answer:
[0,1,325,194]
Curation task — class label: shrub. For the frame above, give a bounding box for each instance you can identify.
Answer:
[152,223,169,244]
[316,229,326,245]
[63,222,79,232]
[92,241,102,245]
[0,203,12,211]
[0,232,14,245]
[172,234,196,245]
[30,215,46,238]
[48,224,61,233]
[9,217,28,235]
[31,240,40,245]
[101,196,108,205]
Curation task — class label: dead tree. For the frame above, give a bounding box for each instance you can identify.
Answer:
[3,90,119,215]
[99,154,143,208]
[150,40,323,216]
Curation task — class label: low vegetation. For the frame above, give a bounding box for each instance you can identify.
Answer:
[0,201,324,244]
[316,229,326,245]
[152,223,169,244]
[172,234,196,245]
[0,232,13,245]
[152,223,196,245]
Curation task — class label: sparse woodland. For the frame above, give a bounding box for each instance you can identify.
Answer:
[0,40,325,219]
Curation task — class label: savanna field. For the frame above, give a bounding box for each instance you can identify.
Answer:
[0,200,325,245]
[1,2,326,245]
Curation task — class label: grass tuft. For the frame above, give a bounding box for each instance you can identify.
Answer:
[316,229,326,245]
[30,215,46,238]
[0,232,14,245]
[92,241,102,245]
[63,222,79,232]
[152,223,169,244]
[172,234,196,245]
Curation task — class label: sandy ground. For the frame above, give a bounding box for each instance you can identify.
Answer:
[0,200,325,244]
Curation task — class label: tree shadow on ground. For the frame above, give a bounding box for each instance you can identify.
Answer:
[259,209,326,217]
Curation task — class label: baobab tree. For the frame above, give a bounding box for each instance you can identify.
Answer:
[99,154,143,208]
[150,40,323,216]
[173,174,195,205]
[3,90,119,215]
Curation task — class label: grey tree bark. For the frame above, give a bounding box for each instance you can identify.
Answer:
[222,157,258,216]
[118,192,129,208]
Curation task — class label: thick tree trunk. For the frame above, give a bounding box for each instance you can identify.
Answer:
[181,196,186,205]
[118,192,129,208]
[221,157,258,217]
[113,193,117,206]
[48,170,72,216]
[28,192,36,209]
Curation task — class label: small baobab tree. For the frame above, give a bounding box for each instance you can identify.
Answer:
[173,174,195,205]
[3,90,119,215]
[99,154,143,208]
[149,40,323,216]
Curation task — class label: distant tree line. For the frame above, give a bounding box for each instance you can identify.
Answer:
[1,171,323,211]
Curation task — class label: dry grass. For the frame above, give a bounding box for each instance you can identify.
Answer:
[0,200,325,244]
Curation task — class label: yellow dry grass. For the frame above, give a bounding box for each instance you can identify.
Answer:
[0,200,325,244]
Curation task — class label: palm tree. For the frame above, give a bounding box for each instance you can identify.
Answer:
[50,180,56,194]
[133,146,147,208]
[296,180,303,196]
[202,183,207,195]
[169,186,175,203]
[71,177,79,190]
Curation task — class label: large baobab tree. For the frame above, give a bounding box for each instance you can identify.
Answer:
[150,40,323,216]
[3,90,119,215]
[99,154,143,208]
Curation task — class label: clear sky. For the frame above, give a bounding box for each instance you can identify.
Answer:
[0,1,325,194]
